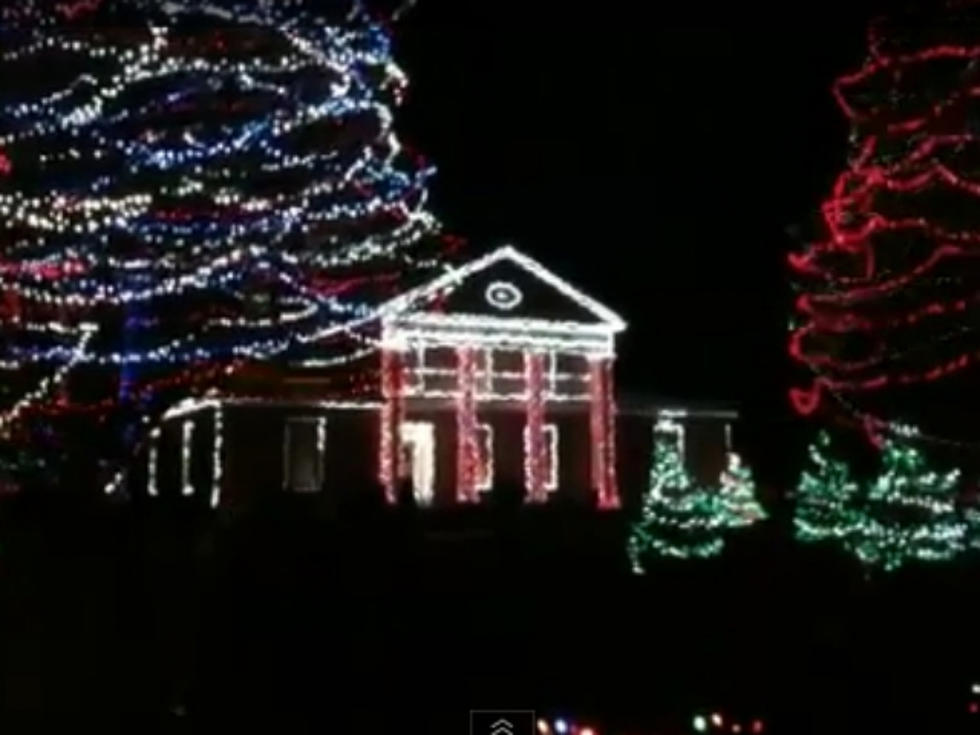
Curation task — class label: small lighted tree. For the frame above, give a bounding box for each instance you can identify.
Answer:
[963,500,980,553]
[627,438,724,571]
[850,439,964,572]
[717,452,766,530]
[794,431,862,544]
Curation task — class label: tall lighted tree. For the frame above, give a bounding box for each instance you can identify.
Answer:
[627,438,724,571]
[794,431,862,544]
[0,0,445,490]
[851,438,964,572]
[788,2,980,442]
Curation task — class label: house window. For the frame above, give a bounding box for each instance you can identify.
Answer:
[399,421,436,506]
[492,349,524,397]
[524,423,559,492]
[555,353,590,399]
[403,344,424,394]
[475,423,494,492]
[476,349,493,395]
[421,347,456,394]
[283,416,327,493]
[544,351,556,394]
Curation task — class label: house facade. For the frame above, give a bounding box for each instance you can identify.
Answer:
[139,246,736,510]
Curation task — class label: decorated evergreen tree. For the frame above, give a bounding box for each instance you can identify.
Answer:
[794,431,862,544]
[0,0,446,490]
[717,452,766,530]
[788,2,980,443]
[850,439,965,572]
[627,438,724,572]
[963,501,980,552]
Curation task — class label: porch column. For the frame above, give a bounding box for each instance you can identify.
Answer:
[455,346,479,503]
[379,347,405,504]
[524,350,548,503]
[590,356,620,509]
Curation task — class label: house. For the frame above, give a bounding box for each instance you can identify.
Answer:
[138,246,737,510]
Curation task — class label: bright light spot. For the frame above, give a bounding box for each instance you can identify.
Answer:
[693,715,708,732]
[751,719,764,734]
[711,713,724,728]
[973,683,980,695]
[554,719,568,735]
[732,725,742,734]
[536,719,550,734]
[579,728,595,735]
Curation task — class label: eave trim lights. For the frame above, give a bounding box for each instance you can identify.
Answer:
[378,245,627,330]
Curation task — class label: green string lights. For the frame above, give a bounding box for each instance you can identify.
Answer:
[794,431,862,543]
[627,437,765,572]
[794,432,966,572]
[718,452,766,529]
[853,440,964,572]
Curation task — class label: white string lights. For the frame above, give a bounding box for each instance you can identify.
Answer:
[180,418,194,496]
[0,322,96,435]
[147,427,160,497]
[210,403,223,508]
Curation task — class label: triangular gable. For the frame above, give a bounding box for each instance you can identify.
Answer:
[378,245,626,330]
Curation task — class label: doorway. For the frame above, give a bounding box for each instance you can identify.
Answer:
[399,421,436,506]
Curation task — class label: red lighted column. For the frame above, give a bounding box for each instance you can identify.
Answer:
[379,348,405,504]
[455,346,479,503]
[590,356,620,509]
[524,351,548,503]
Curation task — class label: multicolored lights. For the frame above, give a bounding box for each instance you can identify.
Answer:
[534,710,765,735]
[537,717,596,735]
[0,0,443,487]
[2,0,439,363]
[693,712,764,734]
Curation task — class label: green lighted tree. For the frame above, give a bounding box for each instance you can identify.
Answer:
[794,431,862,544]
[963,500,980,553]
[850,439,964,572]
[717,452,767,530]
[627,438,724,572]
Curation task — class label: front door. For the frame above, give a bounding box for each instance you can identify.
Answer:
[399,422,435,506]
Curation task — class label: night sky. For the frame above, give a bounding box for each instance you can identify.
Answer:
[393,0,897,485]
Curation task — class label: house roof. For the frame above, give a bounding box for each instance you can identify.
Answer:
[617,391,740,420]
[377,245,627,331]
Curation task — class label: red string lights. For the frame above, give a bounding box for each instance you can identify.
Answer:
[789,6,980,440]
[379,348,405,503]
[524,351,548,503]
[590,357,619,509]
[455,346,479,503]
[55,0,103,20]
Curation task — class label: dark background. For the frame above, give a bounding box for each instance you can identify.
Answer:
[394,0,894,487]
[6,6,980,734]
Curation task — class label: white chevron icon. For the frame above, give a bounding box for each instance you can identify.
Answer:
[470,709,534,735]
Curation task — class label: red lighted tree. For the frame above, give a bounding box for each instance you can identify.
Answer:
[789,2,980,442]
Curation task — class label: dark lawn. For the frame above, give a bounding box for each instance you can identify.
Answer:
[0,493,977,734]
